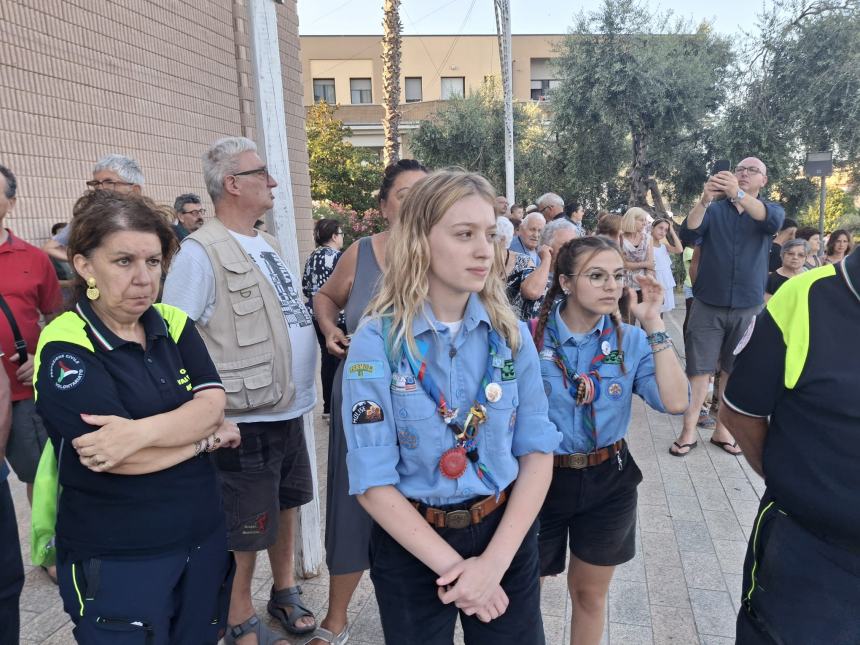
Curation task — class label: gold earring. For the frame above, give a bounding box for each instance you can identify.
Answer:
[86,277,100,301]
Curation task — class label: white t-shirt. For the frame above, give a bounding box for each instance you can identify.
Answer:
[163,231,317,422]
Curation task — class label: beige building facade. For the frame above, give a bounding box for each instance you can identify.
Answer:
[301,33,563,153]
[0,0,314,256]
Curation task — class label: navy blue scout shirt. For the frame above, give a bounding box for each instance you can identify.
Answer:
[681,197,784,308]
[35,300,225,563]
[540,304,674,454]
[723,263,860,546]
[342,293,561,507]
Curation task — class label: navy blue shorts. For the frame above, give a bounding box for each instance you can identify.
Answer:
[538,444,642,574]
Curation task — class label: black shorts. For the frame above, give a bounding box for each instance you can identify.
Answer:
[538,444,643,574]
[212,418,313,552]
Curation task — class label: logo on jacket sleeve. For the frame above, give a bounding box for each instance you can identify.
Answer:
[49,354,86,390]
[346,361,384,379]
[352,400,384,424]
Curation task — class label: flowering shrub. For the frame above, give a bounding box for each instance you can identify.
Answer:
[312,200,387,248]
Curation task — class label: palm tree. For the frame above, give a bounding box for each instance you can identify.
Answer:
[382,0,402,165]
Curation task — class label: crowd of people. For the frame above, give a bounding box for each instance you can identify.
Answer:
[0,147,857,645]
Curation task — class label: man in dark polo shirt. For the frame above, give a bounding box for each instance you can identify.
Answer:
[670,156,784,456]
[719,249,860,643]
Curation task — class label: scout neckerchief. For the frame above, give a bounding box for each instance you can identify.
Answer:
[400,326,504,497]
[544,312,614,452]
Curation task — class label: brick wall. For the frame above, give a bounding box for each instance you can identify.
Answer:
[0,0,312,260]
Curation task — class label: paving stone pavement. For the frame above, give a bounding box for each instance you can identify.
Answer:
[11,306,762,644]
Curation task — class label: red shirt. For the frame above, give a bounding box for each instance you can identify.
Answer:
[0,229,63,401]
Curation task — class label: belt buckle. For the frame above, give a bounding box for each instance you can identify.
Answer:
[445,510,471,529]
[569,453,588,469]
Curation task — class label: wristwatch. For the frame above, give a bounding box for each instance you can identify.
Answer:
[732,189,746,202]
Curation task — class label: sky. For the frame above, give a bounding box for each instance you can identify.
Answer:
[298,0,759,37]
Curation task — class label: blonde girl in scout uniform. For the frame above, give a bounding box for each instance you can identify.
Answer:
[341,170,561,644]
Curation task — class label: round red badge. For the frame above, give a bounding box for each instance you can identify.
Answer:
[439,447,468,479]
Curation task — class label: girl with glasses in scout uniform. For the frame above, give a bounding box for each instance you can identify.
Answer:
[341,170,561,645]
[531,236,688,645]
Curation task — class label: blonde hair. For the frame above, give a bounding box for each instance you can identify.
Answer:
[365,169,522,356]
[621,207,649,234]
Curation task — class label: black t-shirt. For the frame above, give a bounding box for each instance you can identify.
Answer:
[723,264,860,546]
[768,242,783,272]
[765,271,790,295]
[35,300,225,562]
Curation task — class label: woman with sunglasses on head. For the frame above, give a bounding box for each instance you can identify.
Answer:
[531,236,688,645]
[342,170,561,644]
[302,218,345,419]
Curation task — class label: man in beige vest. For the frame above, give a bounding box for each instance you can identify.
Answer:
[164,137,318,644]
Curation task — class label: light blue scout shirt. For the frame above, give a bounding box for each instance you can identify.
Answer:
[342,293,561,507]
[541,302,676,454]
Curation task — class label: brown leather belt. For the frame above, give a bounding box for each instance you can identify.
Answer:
[553,439,625,469]
[411,489,509,529]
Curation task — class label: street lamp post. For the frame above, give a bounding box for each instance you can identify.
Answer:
[804,151,834,254]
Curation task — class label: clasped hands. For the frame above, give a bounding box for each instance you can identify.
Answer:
[435,554,510,623]
[72,415,240,472]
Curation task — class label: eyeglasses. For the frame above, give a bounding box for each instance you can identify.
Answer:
[734,166,763,176]
[231,166,271,180]
[567,270,628,288]
[183,208,207,217]
[85,179,135,190]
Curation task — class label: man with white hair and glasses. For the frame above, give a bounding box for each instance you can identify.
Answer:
[163,137,317,645]
[537,192,565,221]
[42,153,145,261]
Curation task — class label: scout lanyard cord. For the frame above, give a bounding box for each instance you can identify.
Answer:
[545,313,613,452]
[402,327,503,497]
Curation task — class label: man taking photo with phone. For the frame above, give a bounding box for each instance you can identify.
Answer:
[669,157,785,457]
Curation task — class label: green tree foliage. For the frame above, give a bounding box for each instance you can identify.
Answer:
[306,102,383,212]
[717,0,860,210]
[550,0,734,213]
[409,78,553,201]
[799,184,856,231]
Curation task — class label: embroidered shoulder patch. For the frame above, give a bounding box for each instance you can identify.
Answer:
[49,353,86,391]
[352,400,384,424]
[346,360,384,380]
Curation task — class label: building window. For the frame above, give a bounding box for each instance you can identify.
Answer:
[350,78,372,104]
[441,76,465,100]
[530,79,559,101]
[313,78,336,104]
[405,77,422,102]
